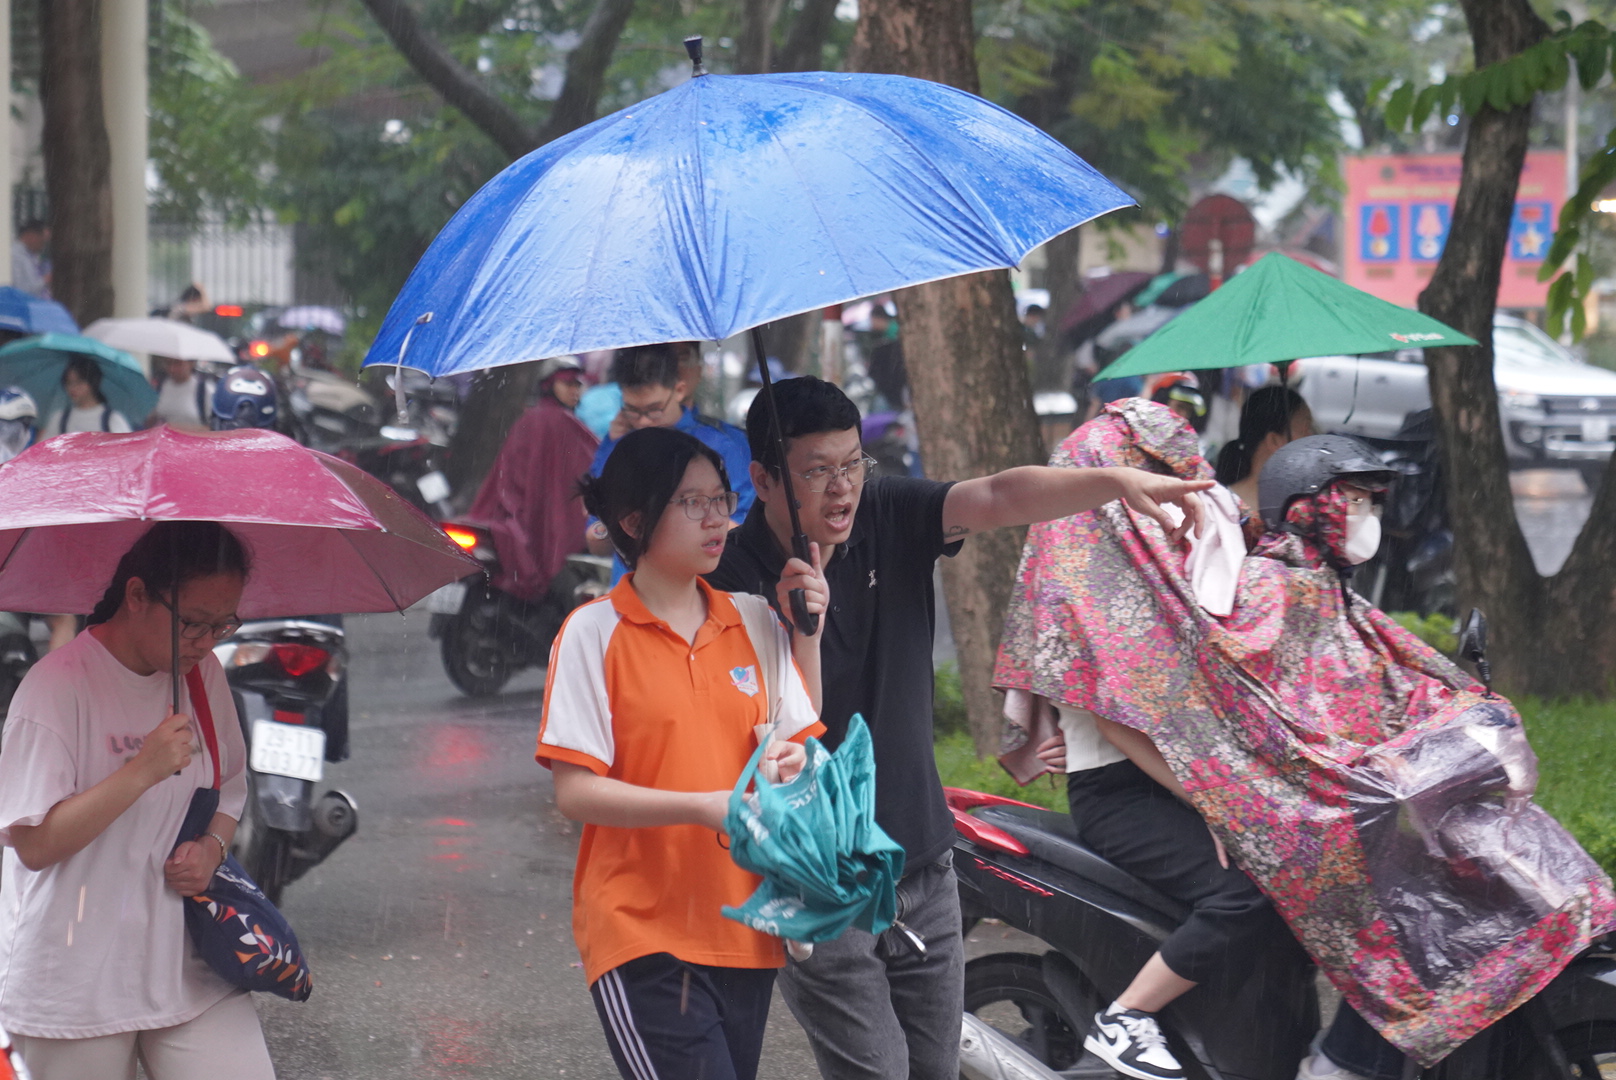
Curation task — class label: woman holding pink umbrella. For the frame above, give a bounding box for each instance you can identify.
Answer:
[0,520,274,1078]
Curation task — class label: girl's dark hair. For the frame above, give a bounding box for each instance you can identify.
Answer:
[1214,387,1309,485]
[64,355,106,404]
[580,427,729,569]
[87,521,252,625]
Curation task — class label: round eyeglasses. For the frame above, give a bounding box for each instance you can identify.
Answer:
[669,491,740,521]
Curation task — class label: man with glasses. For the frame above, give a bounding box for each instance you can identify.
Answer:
[587,345,754,575]
[705,376,1210,1080]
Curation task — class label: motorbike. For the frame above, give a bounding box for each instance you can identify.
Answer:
[425,520,611,697]
[0,611,36,715]
[955,615,1616,1080]
[1351,409,1455,617]
[213,617,357,905]
[281,362,455,518]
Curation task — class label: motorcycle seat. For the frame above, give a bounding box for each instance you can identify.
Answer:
[975,804,1191,925]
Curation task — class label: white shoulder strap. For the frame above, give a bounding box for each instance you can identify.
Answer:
[734,592,784,730]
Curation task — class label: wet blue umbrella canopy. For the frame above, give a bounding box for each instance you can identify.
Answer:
[363,69,1134,376]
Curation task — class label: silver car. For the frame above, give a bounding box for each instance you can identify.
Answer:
[1297,314,1616,486]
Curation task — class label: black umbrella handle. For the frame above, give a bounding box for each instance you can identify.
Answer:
[749,326,818,637]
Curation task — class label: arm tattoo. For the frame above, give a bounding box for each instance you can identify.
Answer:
[944,524,971,539]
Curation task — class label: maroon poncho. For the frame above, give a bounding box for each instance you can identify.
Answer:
[467,397,598,602]
[994,399,1615,1065]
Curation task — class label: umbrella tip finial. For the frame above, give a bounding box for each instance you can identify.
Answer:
[684,36,707,76]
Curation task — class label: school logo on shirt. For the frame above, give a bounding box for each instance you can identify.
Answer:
[730,665,760,697]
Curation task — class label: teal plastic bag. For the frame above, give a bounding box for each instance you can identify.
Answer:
[722,715,906,943]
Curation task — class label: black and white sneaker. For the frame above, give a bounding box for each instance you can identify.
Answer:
[1083,1002,1186,1080]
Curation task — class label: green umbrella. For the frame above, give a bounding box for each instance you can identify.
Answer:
[1093,252,1478,382]
[0,332,156,426]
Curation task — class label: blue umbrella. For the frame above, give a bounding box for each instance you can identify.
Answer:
[0,333,156,426]
[0,288,78,337]
[362,64,1134,375]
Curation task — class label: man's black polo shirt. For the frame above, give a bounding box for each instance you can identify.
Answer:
[705,476,961,868]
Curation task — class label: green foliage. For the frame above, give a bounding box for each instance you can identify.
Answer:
[1521,697,1616,878]
[149,0,276,225]
[1376,15,1616,343]
[1389,610,1457,655]
[975,0,1354,220]
[933,661,969,737]
[934,729,1069,812]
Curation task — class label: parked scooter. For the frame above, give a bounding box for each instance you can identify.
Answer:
[426,520,611,697]
[954,622,1616,1079]
[213,618,355,905]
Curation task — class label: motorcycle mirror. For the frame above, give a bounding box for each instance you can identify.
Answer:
[1458,607,1492,692]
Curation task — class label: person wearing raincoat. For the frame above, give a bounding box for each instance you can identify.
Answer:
[995,400,1615,1074]
[0,521,274,1080]
[537,426,830,1080]
[465,355,598,603]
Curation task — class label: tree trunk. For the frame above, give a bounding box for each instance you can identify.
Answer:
[446,362,541,503]
[40,0,114,326]
[1418,0,1616,697]
[854,0,1047,754]
[737,0,783,75]
[774,0,840,73]
[1037,226,1083,392]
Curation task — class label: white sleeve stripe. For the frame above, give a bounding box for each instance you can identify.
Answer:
[538,598,620,768]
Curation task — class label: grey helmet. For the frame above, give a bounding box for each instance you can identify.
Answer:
[1258,434,1394,531]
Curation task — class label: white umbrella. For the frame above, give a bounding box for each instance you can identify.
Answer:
[82,317,236,363]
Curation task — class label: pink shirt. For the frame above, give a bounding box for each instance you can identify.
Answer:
[0,631,248,1038]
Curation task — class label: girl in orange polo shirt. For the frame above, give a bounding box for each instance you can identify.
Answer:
[538,426,827,1080]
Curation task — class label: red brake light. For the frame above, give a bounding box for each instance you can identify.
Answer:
[249,340,271,358]
[272,709,305,726]
[214,304,244,317]
[271,643,330,677]
[444,526,479,551]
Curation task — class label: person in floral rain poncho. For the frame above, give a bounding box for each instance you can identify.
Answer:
[993,398,1615,1075]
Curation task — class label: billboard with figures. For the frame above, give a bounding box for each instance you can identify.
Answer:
[1342,152,1564,308]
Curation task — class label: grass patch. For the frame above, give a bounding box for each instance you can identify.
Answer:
[933,661,969,737]
[1521,697,1616,878]
[934,729,1068,812]
[1389,611,1458,655]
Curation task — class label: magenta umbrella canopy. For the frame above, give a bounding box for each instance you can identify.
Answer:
[0,426,478,617]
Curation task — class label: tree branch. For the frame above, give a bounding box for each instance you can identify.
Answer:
[356,0,539,160]
[536,0,637,144]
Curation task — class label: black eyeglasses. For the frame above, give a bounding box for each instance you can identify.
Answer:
[669,491,740,521]
[152,593,242,642]
[621,391,679,423]
[787,455,878,493]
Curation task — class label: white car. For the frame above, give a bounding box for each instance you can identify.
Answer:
[1297,314,1616,485]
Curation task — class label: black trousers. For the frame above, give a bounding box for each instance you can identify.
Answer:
[1066,760,1291,993]
[590,953,776,1080]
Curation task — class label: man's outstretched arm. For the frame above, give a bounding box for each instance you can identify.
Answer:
[941,466,1213,544]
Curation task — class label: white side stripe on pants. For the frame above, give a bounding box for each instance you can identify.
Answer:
[600,969,661,1080]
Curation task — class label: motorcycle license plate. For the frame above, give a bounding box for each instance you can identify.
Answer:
[422,581,466,615]
[1582,417,1611,444]
[251,720,325,782]
[416,470,452,504]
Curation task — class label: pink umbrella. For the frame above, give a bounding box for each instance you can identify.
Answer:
[0,426,477,618]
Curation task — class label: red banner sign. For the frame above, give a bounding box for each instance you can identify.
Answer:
[1342,151,1565,308]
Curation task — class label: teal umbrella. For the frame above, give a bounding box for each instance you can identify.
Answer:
[0,333,156,426]
[1093,252,1478,382]
[722,716,905,944]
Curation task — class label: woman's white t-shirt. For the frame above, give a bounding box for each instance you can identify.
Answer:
[0,631,248,1038]
[41,404,134,437]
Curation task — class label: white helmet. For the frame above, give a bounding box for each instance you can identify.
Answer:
[0,387,36,423]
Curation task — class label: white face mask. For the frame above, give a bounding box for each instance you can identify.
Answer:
[1344,513,1381,565]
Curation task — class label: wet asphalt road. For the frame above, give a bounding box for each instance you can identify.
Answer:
[248,471,1595,1078]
